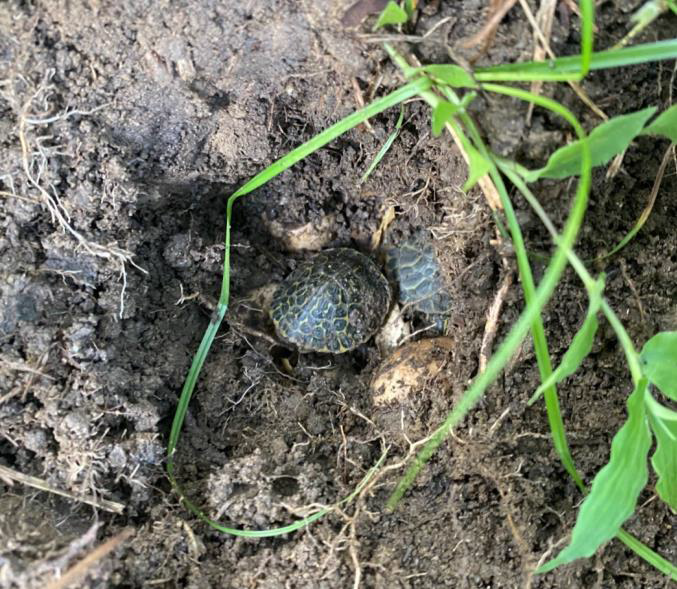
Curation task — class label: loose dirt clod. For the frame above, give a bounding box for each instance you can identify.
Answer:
[372,337,455,406]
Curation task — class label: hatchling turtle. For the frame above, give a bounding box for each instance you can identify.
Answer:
[385,238,452,329]
[269,240,451,354]
[270,248,391,353]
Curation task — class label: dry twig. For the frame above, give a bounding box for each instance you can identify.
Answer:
[0,464,125,514]
[44,528,134,589]
[479,263,513,373]
[517,0,607,122]
[460,0,519,53]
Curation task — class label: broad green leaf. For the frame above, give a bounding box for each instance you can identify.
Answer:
[523,107,657,181]
[432,100,460,136]
[529,277,604,405]
[375,1,408,28]
[642,104,677,142]
[420,65,477,88]
[538,378,652,573]
[640,331,677,400]
[430,97,478,136]
[650,410,677,510]
[404,0,416,17]
[462,141,491,191]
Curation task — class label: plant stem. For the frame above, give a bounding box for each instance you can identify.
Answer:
[383,45,592,507]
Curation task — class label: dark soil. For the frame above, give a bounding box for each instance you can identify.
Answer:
[1,1,675,587]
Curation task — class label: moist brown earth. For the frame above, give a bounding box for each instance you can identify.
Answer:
[1,1,676,587]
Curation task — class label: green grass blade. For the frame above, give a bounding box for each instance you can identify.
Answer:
[499,158,677,577]
[494,160,589,490]
[617,530,677,580]
[579,0,595,76]
[415,64,477,88]
[221,76,432,229]
[361,105,405,183]
[474,85,595,491]
[166,307,225,477]
[167,78,429,535]
[528,277,604,405]
[640,331,677,400]
[537,378,653,573]
[387,82,592,509]
[521,107,656,181]
[649,407,677,510]
[474,39,677,82]
[445,82,589,490]
[497,158,645,380]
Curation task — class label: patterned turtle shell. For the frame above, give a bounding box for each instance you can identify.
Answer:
[385,239,452,316]
[270,248,391,353]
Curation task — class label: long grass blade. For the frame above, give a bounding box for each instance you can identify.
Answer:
[617,530,677,580]
[469,84,591,491]
[166,78,430,535]
[387,85,592,508]
[579,0,594,76]
[498,158,675,578]
[475,39,677,81]
[528,277,603,405]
